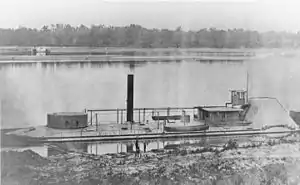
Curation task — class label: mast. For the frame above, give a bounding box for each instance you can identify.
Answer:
[246,70,249,103]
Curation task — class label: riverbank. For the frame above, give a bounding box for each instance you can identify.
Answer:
[0,47,256,63]
[0,47,256,56]
[0,55,252,64]
[2,137,300,185]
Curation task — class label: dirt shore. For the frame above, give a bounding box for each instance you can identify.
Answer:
[2,137,300,185]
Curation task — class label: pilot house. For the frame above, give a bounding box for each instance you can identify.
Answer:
[195,90,250,126]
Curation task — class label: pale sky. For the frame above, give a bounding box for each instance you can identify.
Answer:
[1,0,300,32]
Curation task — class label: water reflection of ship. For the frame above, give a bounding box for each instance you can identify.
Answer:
[45,135,258,157]
[124,140,165,153]
[47,140,167,156]
[46,138,209,156]
[163,138,207,149]
[32,136,245,157]
[86,141,165,154]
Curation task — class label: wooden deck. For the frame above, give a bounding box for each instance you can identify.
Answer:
[41,128,300,143]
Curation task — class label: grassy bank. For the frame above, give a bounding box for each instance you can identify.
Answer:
[2,137,300,185]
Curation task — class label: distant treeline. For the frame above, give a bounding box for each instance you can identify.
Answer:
[1,24,300,48]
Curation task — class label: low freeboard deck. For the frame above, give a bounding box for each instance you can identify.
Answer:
[41,129,300,143]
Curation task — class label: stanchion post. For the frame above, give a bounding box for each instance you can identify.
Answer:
[96,113,98,131]
[90,110,93,126]
[143,108,146,122]
[121,110,123,124]
[157,112,159,130]
[117,109,119,124]
[139,109,141,123]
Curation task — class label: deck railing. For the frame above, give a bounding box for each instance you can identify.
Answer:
[54,128,164,139]
[85,107,196,126]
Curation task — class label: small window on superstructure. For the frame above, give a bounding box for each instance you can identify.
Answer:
[241,92,245,99]
[205,111,209,118]
[222,112,226,119]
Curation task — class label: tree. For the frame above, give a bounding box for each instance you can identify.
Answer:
[0,24,299,48]
[41,25,49,32]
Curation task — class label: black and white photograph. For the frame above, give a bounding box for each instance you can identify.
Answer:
[1,0,300,184]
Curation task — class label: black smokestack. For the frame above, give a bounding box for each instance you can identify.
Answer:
[127,74,134,122]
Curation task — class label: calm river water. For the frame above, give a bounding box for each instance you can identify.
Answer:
[3,136,257,157]
[1,50,300,129]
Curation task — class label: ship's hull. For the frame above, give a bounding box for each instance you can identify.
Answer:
[152,115,181,121]
[164,124,209,132]
[208,121,253,127]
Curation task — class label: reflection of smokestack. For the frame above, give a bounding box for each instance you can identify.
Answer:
[127,74,134,122]
[79,142,88,153]
[126,143,134,153]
